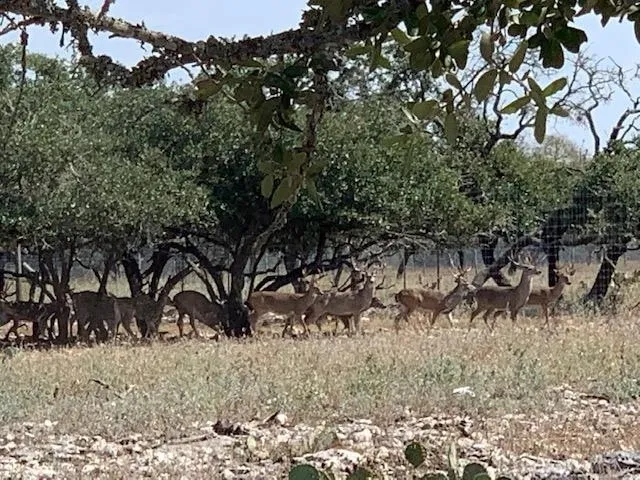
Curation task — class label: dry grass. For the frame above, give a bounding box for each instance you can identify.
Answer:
[2,261,640,465]
[2,313,640,445]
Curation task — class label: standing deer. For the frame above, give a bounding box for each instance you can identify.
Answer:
[304,262,381,336]
[491,264,575,328]
[172,290,225,338]
[468,253,543,330]
[394,266,474,332]
[315,296,387,335]
[0,302,58,340]
[247,276,322,337]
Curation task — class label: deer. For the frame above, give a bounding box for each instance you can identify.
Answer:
[468,252,543,331]
[490,264,576,328]
[394,263,475,332]
[304,261,381,336]
[171,290,225,338]
[247,275,322,337]
[315,296,387,335]
[0,302,58,341]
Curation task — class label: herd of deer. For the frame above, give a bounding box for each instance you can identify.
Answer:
[0,252,576,342]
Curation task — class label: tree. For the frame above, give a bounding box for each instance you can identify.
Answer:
[0,46,207,341]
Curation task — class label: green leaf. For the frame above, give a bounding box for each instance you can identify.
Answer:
[305,178,320,204]
[405,36,430,54]
[542,77,567,96]
[402,106,419,124]
[260,175,274,198]
[284,152,307,174]
[479,32,494,63]
[508,40,528,74]
[474,69,497,101]
[541,38,565,68]
[444,113,458,144]
[445,73,462,90]
[498,70,512,85]
[448,40,470,68]
[431,58,444,78]
[346,467,375,479]
[345,44,370,58]
[500,95,530,114]
[413,99,440,120]
[307,159,328,176]
[391,27,411,46]
[554,26,588,53]
[404,442,427,468]
[283,65,309,79]
[193,78,223,100]
[271,177,294,208]
[462,463,488,480]
[550,104,570,117]
[534,107,548,144]
[289,464,321,480]
[381,134,409,147]
[527,77,546,107]
[519,10,540,26]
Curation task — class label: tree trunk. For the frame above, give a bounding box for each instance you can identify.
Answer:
[121,252,147,337]
[545,244,559,287]
[584,244,627,306]
[479,235,510,286]
[457,250,464,269]
[284,253,304,293]
[225,245,252,337]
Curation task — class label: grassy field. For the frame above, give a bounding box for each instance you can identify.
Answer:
[1,262,640,467]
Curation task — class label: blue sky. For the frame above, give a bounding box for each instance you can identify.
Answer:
[1,1,638,154]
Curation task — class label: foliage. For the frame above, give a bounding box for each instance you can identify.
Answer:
[0,47,207,251]
[287,441,511,479]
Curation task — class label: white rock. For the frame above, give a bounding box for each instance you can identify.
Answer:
[275,413,289,426]
[452,386,476,397]
[220,468,235,480]
[352,428,373,445]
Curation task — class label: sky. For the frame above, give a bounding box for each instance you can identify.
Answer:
[1,1,638,155]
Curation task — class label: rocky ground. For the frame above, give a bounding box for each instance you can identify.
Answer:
[1,386,640,479]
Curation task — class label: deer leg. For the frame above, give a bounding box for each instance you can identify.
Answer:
[177,312,186,337]
[281,314,293,338]
[189,311,201,338]
[482,308,495,331]
[468,307,483,331]
[297,313,310,337]
[447,311,454,328]
[541,304,550,329]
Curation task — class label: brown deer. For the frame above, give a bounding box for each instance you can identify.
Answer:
[468,253,543,330]
[394,266,474,332]
[315,296,387,335]
[492,264,575,328]
[247,276,322,337]
[0,302,58,340]
[172,290,225,338]
[304,262,381,336]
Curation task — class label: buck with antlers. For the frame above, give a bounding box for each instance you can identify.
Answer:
[247,274,322,337]
[304,260,382,336]
[468,252,543,330]
[172,290,225,338]
[394,257,475,332]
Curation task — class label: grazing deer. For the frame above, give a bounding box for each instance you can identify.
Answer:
[172,290,225,338]
[468,253,543,330]
[304,262,380,336]
[394,266,474,332]
[247,276,322,337]
[492,264,575,328]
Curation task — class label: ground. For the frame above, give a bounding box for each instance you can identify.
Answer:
[1,264,640,478]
